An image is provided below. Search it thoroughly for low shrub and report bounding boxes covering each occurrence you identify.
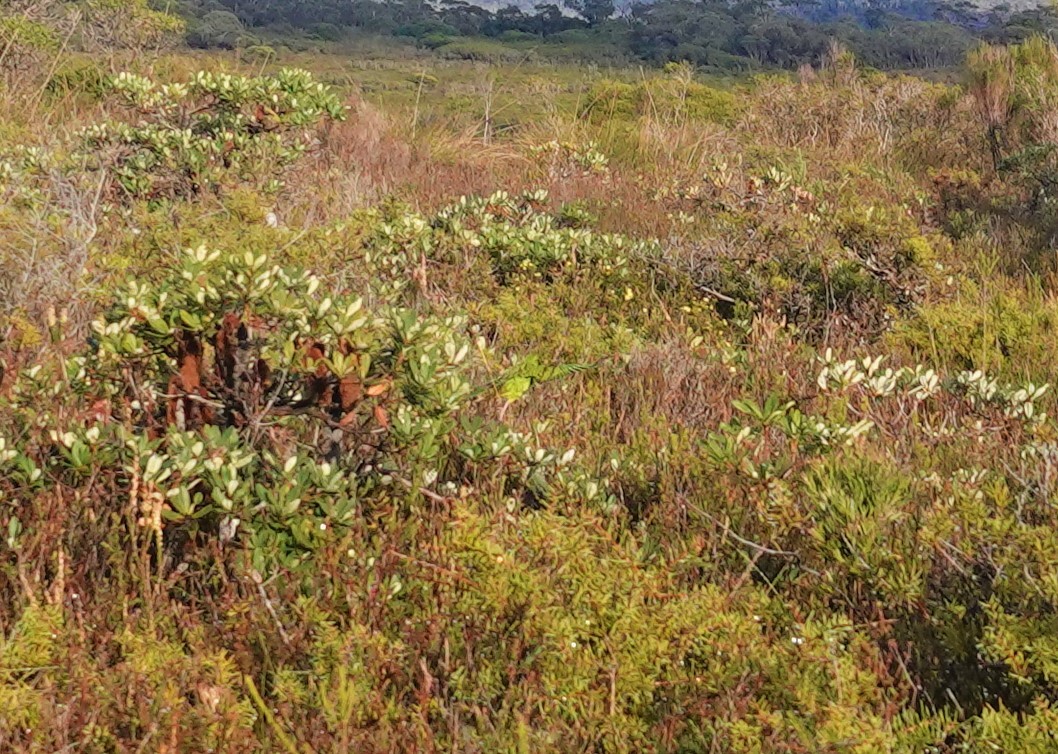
[80,68,346,200]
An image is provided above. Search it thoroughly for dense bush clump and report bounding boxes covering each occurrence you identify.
[82,68,346,200]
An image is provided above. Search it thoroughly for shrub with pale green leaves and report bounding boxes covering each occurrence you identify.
[81,68,346,199]
[0,241,611,576]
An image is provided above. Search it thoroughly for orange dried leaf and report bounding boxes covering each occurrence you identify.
[339,409,359,427]
[338,374,362,411]
[365,382,390,397]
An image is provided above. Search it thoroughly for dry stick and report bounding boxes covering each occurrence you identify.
[608,662,617,717]
[687,501,807,560]
[0,33,17,72]
[157,391,226,409]
[639,65,663,162]
[28,8,81,121]
[472,52,532,135]
[482,76,494,146]
[256,47,273,76]
[0,0,47,71]
[395,475,452,504]
[132,724,157,754]
[252,571,292,647]
[411,68,426,141]
[151,0,176,66]
[248,368,291,447]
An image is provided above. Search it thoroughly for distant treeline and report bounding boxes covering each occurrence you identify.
[175,0,1058,70]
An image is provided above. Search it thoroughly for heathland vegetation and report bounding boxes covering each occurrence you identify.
[6,0,1058,750]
